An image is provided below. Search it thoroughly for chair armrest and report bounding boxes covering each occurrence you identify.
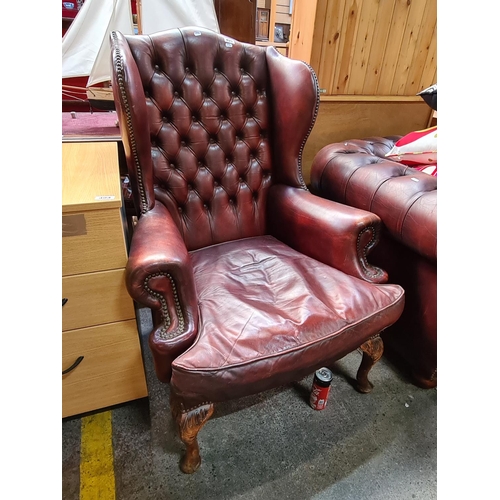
[267,185,388,283]
[126,203,199,382]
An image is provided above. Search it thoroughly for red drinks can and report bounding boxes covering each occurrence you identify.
[310,367,333,410]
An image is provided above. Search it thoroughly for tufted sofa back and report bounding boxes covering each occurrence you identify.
[111,27,319,251]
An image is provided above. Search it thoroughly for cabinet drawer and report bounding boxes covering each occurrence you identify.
[62,320,148,418]
[62,208,128,276]
[62,269,135,331]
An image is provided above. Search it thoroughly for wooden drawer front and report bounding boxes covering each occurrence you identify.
[62,208,127,276]
[62,269,135,332]
[62,320,148,418]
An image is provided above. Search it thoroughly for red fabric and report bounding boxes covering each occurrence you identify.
[396,126,437,147]
[386,126,437,167]
[413,164,437,177]
[62,1,81,20]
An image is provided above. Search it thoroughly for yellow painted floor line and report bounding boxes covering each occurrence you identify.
[80,411,115,500]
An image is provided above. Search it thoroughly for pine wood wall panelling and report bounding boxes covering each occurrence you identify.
[276,0,290,13]
[308,0,328,75]
[375,0,411,95]
[288,0,436,98]
[346,0,380,95]
[275,12,291,24]
[361,0,397,95]
[269,0,277,47]
[317,0,347,94]
[275,0,292,24]
[417,23,437,91]
[288,0,318,64]
[403,0,437,95]
[332,0,362,94]
[390,0,428,95]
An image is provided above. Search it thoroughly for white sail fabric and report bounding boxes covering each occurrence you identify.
[141,0,220,35]
[62,0,220,88]
[62,0,134,85]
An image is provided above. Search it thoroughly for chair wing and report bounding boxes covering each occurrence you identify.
[111,27,318,251]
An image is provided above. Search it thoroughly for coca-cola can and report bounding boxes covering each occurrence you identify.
[310,367,333,410]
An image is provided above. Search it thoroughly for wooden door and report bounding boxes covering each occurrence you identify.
[256,8,270,40]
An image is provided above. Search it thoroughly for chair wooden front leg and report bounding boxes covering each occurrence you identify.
[170,392,214,474]
[356,334,384,393]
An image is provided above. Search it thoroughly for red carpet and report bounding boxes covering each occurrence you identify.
[62,111,121,140]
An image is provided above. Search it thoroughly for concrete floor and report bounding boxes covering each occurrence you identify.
[62,307,437,500]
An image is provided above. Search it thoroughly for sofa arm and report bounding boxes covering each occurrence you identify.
[126,202,199,382]
[267,185,388,283]
[310,138,437,262]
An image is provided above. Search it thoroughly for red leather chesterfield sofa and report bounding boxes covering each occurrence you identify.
[310,137,437,388]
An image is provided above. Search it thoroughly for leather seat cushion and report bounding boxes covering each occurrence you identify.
[170,235,404,404]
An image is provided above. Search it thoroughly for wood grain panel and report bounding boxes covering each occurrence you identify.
[362,0,397,94]
[301,99,432,185]
[317,0,346,93]
[346,0,380,94]
[62,269,135,331]
[275,0,292,24]
[390,0,428,95]
[62,142,121,213]
[62,320,148,418]
[276,0,290,13]
[213,0,256,44]
[418,24,437,91]
[332,0,361,94]
[375,0,411,94]
[288,0,319,64]
[275,12,291,24]
[288,0,436,97]
[308,0,328,76]
[404,0,437,95]
[62,208,128,276]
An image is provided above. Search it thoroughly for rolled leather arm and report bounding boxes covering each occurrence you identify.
[267,184,388,283]
[310,138,437,261]
[126,202,199,382]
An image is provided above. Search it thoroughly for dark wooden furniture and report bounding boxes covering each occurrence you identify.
[213,0,257,43]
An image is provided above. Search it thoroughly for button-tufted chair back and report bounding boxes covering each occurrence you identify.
[109,28,407,474]
[111,27,319,251]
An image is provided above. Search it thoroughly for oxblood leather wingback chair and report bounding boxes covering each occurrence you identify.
[110,27,405,474]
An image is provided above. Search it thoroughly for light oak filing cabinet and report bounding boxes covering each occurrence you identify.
[62,141,148,418]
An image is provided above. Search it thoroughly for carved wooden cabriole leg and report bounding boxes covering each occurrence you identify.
[355,334,384,394]
[170,391,214,474]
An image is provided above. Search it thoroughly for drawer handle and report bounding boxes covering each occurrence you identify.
[62,356,84,375]
[62,298,68,307]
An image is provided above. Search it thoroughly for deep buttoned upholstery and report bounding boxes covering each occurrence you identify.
[111,28,405,473]
[311,137,437,388]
